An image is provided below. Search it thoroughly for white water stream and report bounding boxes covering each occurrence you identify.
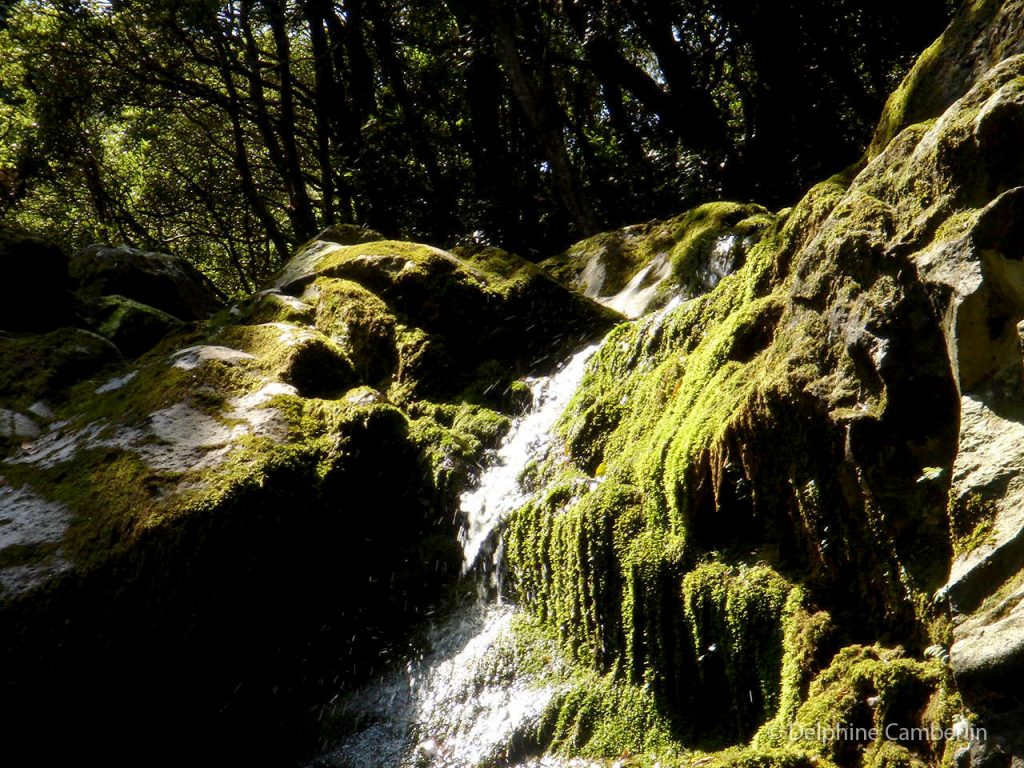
[458,343,601,576]
[313,233,749,768]
[314,344,601,768]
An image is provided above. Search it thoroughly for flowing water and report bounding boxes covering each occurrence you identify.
[313,343,601,768]
[312,234,750,767]
[458,343,602,579]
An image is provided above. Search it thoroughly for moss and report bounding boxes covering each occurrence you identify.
[504,73,1002,758]
[868,0,1002,158]
[537,670,678,759]
[1,447,175,572]
[681,563,803,743]
[69,333,251,427]
[388,323,450,404]
[214,322,356,398]
[451,402,512,448]
[307,277,397,384]
[779,646,960,768]
[948,493,997,557]
[241,290,315,326]
[665,203,770,281]
[313,223,383,246]
[0,328,121,411]
[405,400,511,503]
[541,203,776,307]
[459,244,540,286]
[90,294,184,358]
[542,222,660,297]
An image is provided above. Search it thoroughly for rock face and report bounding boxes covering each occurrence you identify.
[540,203,775,318]
[0,233,614,765]
[498,2,1024,765]
[71,243,224,321]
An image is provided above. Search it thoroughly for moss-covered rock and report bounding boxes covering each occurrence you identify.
[540,203,776,318]
[87,294,184,357]
[868,0,1024,158]
[0,225,617,764]
[274,237,618,403]
[504,5,1024,765]
[71,243,224,320]
[0,327,121,412]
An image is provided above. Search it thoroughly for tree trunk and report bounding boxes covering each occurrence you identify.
[472,0,599,237]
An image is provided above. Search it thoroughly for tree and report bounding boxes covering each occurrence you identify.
[0,0,952,293]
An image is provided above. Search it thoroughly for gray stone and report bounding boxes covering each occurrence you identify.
[71,244,223,321]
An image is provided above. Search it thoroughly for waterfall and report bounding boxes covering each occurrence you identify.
[310,235,754,768]
[312,343,602,768]
[458,342,602,579]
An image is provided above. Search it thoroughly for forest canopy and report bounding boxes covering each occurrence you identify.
[0,0,951,294]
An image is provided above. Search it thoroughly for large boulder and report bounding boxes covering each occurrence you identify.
[273,237,619,402]
[71,244,224,321]
[0,233,614,765]
[501,3,1024,764]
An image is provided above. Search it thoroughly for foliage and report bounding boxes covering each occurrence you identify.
[0,0,950,292]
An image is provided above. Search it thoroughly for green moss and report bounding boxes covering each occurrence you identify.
[868,0,1001,157]
[504,92,993,758]
[458,244,540,286]
[91,295,183,357]
[538,670,678,758]
[1,448,175,571]
[681,563,801,741]
[0,328,121,410]
[308,277,397,384]
[313,223,383,246]
[241,290,315,326]
[406,400,510,499]
[451,403,511,448]
[948,493,997,557]
[780,646,960,768]
[542,222,660,297]
[541,203,776,306]
[666,203,769,280]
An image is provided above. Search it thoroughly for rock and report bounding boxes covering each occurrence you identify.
[242,289,315,325]
[943,395,1024,613]
[313,223,384,245]
[0,327,120,410]
[502,6,1024,764]
[0,409,40,439]
[13,2,1024,763]
[0,230,73,331]
[953,586,1024,695]
[970,739,1014,768]
[70,244,223,321]
[869,0,1024,156]
[274,237,618,401]
[0,221,612,762]
[86,294,184,357]
[171,344,254,370]
[540,202,775,318]
[0,484,71,597]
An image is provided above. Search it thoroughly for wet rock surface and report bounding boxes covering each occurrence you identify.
[0,233,613,766]
[8,3,1024,767]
